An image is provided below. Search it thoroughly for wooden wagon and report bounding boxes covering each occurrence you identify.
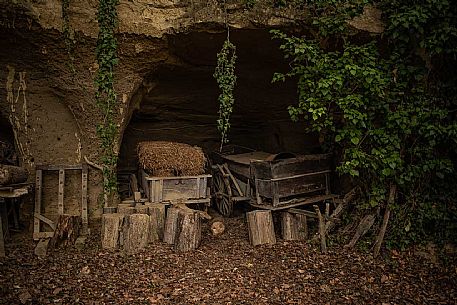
[211,145,336,216]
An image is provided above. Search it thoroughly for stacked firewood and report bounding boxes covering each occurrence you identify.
[101,202,203,254]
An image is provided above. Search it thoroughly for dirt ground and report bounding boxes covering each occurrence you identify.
[1,214,456,305]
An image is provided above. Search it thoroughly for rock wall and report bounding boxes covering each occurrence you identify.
[0,0,360,219]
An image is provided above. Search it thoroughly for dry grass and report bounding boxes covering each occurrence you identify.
[137,141,206,177]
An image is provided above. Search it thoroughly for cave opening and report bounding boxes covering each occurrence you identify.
[117,29,319,198]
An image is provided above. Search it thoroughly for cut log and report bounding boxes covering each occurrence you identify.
[163,207,180,244]
[135,205,149,214]
[314,205,327,253]
[48,215,81,250]
[210,219,225,236]
[146,203,166,243]
[174,209,201,252]
[246,210,276,246]
[123,214,149,254]
[0,164,28,185]
[281,211,307,241]
[101,213,124,250]
[0,212,4,258]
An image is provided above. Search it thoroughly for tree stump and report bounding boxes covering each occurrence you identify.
[48,215,81,250]
[174,209,201,252]
[146,203,166,243]
[0,164,28,185]
[123,214,149,254]
[281,211,308,240]
[101,213,124,250]
[246,210,276,246]
[163,207,180,244]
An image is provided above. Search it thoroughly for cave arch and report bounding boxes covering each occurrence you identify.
[117,29,319,197]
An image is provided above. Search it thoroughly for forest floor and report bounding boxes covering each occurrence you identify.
[1,213,456,305]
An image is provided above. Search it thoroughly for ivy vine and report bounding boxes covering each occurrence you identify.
[272,0,457,248]
[95,0,120,206]
[214,37,237,151]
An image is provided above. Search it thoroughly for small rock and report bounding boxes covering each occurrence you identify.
[34,239,50,258]
[53,288,62,295]
[381,274,389,283]
[80,266,90,275]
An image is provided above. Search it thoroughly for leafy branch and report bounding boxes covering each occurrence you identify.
[214,37,237,151]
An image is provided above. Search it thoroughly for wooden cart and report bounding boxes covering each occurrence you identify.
[211,145,336,216]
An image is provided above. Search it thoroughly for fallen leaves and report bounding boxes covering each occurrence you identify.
[0,216,455,304]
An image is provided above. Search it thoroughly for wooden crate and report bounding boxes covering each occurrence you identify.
[140,170,211,204]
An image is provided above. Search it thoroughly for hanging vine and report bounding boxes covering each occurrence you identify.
[62,0,76,75]
[95,0,120,206]
[214,36,237,151]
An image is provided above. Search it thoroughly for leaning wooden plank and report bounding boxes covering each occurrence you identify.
[33,170,42,238]
[101,213,124,250]
[48,214,82,251]
[123,214,149,255]
[346,213,376,248]
[0,164,28,185]
[246,210,276,246]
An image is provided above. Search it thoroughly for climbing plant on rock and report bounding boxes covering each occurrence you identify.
[214,37,237,151]
[95,0,120,206]
[272,0,457,251]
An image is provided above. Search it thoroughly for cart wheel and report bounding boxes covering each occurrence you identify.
[212,169,234,217]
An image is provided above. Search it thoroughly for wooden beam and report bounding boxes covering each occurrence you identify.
[81,164,88,235]
[34,170,42,237]
[36,164,83,171]
[33,213,56,231]
[58,169,65,215]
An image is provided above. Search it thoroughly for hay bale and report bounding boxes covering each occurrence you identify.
[138,141,206,177]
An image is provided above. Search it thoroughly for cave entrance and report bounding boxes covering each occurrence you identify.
[117,29,319,199]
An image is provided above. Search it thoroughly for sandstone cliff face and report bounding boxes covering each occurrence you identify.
[0,1,381,218]
[0,0,308,217]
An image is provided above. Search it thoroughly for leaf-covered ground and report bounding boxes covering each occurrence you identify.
[1,215,456,304]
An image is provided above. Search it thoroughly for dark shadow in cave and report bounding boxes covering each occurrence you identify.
[0,114,18,166]
[117,29,321,196]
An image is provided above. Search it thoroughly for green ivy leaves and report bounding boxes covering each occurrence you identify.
[95,0,120,201]
[214,38,237,150]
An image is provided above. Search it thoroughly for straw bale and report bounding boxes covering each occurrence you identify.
[138,141,206,176]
